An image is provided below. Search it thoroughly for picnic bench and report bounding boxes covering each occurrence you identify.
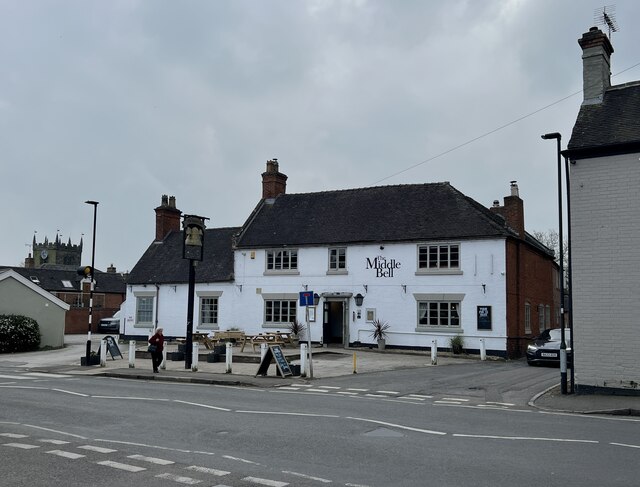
[240,332,291,352]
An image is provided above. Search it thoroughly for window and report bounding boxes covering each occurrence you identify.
[525,303,531,334]
[328,247,347,273]
[266,249,298,272]
[418,301,461,328]
[538,304,545,330]
[61,280,73,288]
[200,297,218,327]
[265,299,297,325]
[136,296,154,324]
[545,305,551,330]
[417,243,460,273]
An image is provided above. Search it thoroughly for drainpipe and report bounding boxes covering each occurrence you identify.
[155,284,160,331]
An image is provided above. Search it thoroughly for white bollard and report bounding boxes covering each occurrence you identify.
[100,339,107,367]
[260,342,268,362]
[480,338,486,361]
[161,347,166,370]
[192,342,199,372]
[431,339,438,365]
[300,343,307,377]
[128,340,136,368]
[225,342,232,373]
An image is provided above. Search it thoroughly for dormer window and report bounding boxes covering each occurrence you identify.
[62,280,73,288]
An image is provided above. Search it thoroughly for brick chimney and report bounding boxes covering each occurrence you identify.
[490,181,525,238]
[24,252,34,268]
[262,159,287,199]
[107,264,116,273]
[578,27,614,105]
[155,195,181,241]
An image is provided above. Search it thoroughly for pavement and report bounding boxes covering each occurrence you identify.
[2,334,639,416]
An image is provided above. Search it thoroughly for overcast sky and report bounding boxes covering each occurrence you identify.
[1,0,639,272]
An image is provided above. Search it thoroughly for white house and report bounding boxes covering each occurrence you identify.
[124,161,557,358]
[564,27,640,392]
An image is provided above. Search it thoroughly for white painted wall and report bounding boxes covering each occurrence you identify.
[570,153,640,389]
[123,238,509,353]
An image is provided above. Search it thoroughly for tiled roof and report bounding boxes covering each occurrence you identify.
[235,182,516,248]
[0,266,126,293]
[567,82,640,156]
[127,227,240,285]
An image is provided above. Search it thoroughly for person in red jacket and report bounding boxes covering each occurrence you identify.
[148,328,164,373]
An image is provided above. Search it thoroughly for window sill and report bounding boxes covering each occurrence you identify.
[263,270,300,276]
[415,269,463,276]
[415,326,463,333]
[326,269,348,276]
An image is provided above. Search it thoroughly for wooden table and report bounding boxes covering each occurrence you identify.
[240,333,288,352]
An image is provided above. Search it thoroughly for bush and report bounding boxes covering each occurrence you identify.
[0,315,41,353]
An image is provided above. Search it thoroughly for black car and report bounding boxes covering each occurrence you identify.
[526,328,572,366]
[98,317,120,334]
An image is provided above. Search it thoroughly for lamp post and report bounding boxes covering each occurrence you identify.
[84,200,98,366]
[182,214,208,370]
[564,154,575,394]
[541,132,568,395]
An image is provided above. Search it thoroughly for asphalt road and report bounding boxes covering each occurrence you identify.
[1,363,639,486]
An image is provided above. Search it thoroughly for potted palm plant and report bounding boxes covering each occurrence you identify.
[450,334,464,354]
[370,319,390,350]
[289,320,306,346]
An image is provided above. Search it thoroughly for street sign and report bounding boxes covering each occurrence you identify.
[299,291,314,306]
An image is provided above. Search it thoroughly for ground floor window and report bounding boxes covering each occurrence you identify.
[200,297,218,327]
[418,301,460,328]
[525,303,531,334]
[265,300,297,325]
[135,295,154,325]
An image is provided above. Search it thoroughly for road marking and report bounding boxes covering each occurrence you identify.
[453,434,598,443]
[242,476,288,487]
[95,439,192,453]
[91,396,170,401]
[0,374,31,380]
[0,433,28,438]
[128,454,175,465]
[376,390,399,395]
[442,397,469,402]
[96,460,147,472]
[282,470,332,483]
[78,445,117,453]
[52,388,89,397]
[174,400,231,412]
[24,372,72,378]
[407,394,432,399]
[402,396,426,401]
[273,386,300,391]
[365,394,386,398]
[3,443,39,449]
[347,417,446,436]
[39,439,70,445]
[486,401,515,406]
[24,424,87,439]
[222,455,260,465]
[155,473,201,484]
[346,388,368,392]
[434,400,463,404]
[336,391,359,395]
[47,449,85,459]
[237,410,339,418]
[611,442,640,449]
[305,389,329,393]
[185,465,230,476]
[317,386,340,389]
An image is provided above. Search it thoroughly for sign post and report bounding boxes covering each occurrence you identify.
[299,291,315,379]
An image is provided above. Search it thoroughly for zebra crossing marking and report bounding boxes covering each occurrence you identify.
[96,460,147,472]
[155,473,201,484]
[46,449,85,459]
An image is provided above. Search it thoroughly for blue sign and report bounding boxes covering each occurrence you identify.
[299,291,314,306]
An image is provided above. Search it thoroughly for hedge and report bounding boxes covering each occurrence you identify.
[0,315,41,353]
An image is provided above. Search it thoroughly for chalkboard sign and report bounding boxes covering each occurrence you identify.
[255,345,292,378]
[98,335,123,360]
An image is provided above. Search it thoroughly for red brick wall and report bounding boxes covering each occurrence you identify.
[64,292,125,334]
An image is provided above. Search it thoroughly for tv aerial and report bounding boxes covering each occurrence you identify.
[594,5,619,39]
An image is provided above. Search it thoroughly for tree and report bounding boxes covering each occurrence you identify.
[532,229,569,289]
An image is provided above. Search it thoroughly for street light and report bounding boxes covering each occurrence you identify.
[541,132,568,395]
[564,154,575,394]
[83,200,98,366]
[182,214,208,370]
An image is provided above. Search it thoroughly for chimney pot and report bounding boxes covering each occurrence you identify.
[155,195,181,241]
[262,159,288,199]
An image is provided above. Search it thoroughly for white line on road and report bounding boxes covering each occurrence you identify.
[336,391,359,395]
[305,389,329,393]
[236,410,340,418]
[346,388,368,392]
[376,390,399,395]
[128,454,175,465]
[155,473,201,484]
[486,401,515,406]
[96,460,147,472]
[610,442,640,449]
[78,445,117,453]
[442,397,470,402]
[52,388,89,397]
[185,465,230,476]
[242,476,288,487]
[24,372,72,378]
[282,470,332,483]
[0,374,31,380]
[407,394,433,399]
[222,455,261,465]
[317,386,341,389]
[39,439,70,445]
[46,449,85,459]
[24,424,87,439]
[91,396,171,401]
[453,433,599,443]
[95,439,192,453]
[2,443,40,449]
[0,433,28,438]
[173,400,231,412]
[347,417,447,436]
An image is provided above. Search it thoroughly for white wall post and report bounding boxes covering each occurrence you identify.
[100,339,107,367]
[192,342,199,372]
[300,343,307,377]
[225,342,232,373]
[161,347,166,370]
[128,340,136,368]
[260,342,268,362]
[431,339,438,366]
[480,338,486,361]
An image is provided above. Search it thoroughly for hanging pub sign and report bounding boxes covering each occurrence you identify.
[477,305,492,330]
[366,255,401,278]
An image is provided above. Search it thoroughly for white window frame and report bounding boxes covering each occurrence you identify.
[525,302,531,334]
[538,304,545,331]
[327,247,347,275]
[197,291,223,330]
[414,293,464,331]
[416,243,462,275]
[262,293,298,328]
[265,249,299,275]
[134,292,155,327]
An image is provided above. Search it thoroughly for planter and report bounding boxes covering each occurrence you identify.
[207,353,221,363]
[290,364,302,376]
[81,355,100,366]
[213,345,226,355]
[377,339,386,351]
[169,352,185,361]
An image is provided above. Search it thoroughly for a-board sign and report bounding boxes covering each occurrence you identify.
[97,335,123,360]
[255,345,292,378]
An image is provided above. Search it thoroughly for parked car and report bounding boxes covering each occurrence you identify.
[98,312,121,334]
[527,328,572,366]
